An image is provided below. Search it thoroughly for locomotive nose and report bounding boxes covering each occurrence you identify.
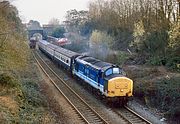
[107,77,133,97]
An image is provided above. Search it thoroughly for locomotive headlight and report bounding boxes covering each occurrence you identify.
[120,89,124,92]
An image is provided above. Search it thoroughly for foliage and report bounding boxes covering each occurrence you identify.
[0,1,29,71]
[51,27,65,38]
[166,56,180,71]
[87,0,179,68]
[0,1,55,123]
[89,30,114,60]
[148,56,166,66]
[153,77,180,118]
[21,80,46,107]
[131,20,146,52]
[65,9,89,35]
[90,30,114,47]
[0,73,18,88]
[132,19,169,56]
[27,20,41,30]
[117,51,130,66]
[133,76,180,118]
[168,18,180,54]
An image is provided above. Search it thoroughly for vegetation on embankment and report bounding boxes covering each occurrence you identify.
[0,60,56,123]
[125,65,180,120]
[0,1,55,123]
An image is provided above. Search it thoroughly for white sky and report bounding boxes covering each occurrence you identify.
[12,0,90,25]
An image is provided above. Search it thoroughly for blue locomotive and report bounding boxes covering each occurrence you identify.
[38,40,133,105]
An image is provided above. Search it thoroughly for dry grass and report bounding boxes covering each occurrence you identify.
[0,54,56,123]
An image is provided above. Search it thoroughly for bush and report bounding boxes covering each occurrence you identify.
[117,51,130,66]
[148,56,166,66]
[154,77,180,118]
[21,81,46,107]
[148,55,180,72]
[134,76,180,119]
[166,56,180,72]
[0,73,18,88]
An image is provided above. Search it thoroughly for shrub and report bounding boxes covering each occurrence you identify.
[135,76,180,118]
[166,56,180,72]
[117,51,130,66]
[0,73,18,88]
[21,81,46,107]
[148,56,166,66]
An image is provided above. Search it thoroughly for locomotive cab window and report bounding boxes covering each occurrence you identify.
[105,68,113,76]
[113,67,120,74]
[105,67,121,76]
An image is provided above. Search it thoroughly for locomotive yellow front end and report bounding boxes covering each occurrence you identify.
[107,77,133,97]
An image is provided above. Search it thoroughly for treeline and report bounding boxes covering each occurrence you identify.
[89,0,179,69]
[65,0,180,70]
[0,0,29,72]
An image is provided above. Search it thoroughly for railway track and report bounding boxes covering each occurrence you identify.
[113,106,152,124]
[33,50,153,124]
[33,51,109,124]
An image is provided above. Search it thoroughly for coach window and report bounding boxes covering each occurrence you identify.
[66,60,69,63]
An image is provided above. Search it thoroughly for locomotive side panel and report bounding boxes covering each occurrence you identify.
[73,61,104,92]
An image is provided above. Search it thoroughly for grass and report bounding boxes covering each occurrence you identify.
[0,55,55,123]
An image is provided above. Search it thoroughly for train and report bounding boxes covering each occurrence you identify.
[47,36,71,46]
[38,40,133,105]
[29,37,37,49]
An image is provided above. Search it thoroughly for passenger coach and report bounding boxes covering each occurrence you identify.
[38,40,79,70]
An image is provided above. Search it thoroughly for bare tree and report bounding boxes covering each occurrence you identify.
[48,18,60,25]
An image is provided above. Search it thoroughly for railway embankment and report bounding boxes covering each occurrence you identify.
[124,64,180,123]
[0,55,56,123]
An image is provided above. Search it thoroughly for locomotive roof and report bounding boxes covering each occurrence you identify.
[76,56,115,71]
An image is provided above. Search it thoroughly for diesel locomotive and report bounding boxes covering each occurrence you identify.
[38,40,133,105]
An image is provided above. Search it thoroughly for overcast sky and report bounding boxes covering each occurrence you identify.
[12,0,90,25]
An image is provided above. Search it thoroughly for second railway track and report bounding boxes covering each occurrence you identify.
[33,51,109,124]
[113,106,152,124]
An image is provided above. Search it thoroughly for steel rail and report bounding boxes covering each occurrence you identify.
[113,105,152,124]
[33,51,109,124]
[124,105,152,124]
[33,52,89,124]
